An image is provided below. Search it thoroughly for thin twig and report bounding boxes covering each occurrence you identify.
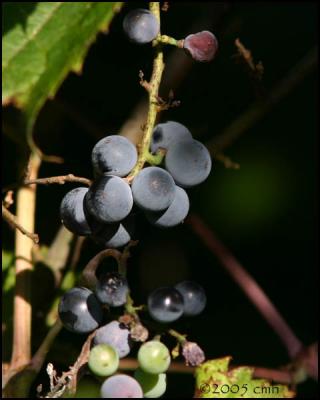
[24,174,92,186]
[233,37,265,99]
[2,174,92,193]
[41,330,96,397]
[187,214,303,359]
[2,204,39,243]
[80,248,122,289]
[213,151,240,169]
[253,366,294,384]
[118,358,295,384]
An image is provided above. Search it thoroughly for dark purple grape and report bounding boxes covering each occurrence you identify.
[92,135,137,177]
[165,138,212,188]
[131,167,175,212]
[94,320,132,358]
[84,175,133,223]
[60,187,92,235]
[150,121,192,153]
[123,9,159,44]
[145,186,189,228]
[101,374,143,398]
[148,286,184,323]
[92,216,134,249]
[95,272,129,307]
[175,281,207,316]
[183,31,218,62]
[58,287,103,334]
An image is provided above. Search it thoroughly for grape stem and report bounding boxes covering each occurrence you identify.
[2,203,39,243]
[3,174,92,193]
[126,2,165,181]
[118,358,300,384]
[168,329,187,344]
[156,35,184,48]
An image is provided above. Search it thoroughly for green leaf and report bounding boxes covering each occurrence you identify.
[194,357,295,398]
[2,2,123,142]
[2,250,15,292]
[2,250,13,271]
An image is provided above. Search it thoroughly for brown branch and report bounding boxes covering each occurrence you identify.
[80,248,122,289]
[2,204,39,243]
[2,174,92,193]
[187,214,303,360]
[252,366,294,384]
[119,358,295,384]
[234,38,265,97]
[11,152,42,371]
[234,38,258,72]
[213,151,240,169]
[24,174,92,186]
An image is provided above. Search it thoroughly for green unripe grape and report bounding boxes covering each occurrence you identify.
[88,344,119,377]
[134,368,167,398]
[137,341,171,374]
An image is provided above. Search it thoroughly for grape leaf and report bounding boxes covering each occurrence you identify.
[2,2,122,142]
[194,357,295,398]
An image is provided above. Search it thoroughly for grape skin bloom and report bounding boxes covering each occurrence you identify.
[91,135,137,177]
[94,320,132,358]
[146,186,190,228]
[132,167,176,212]
[60,187,92,236]
[175,281,207,316]
[151,121,192,153]
[101,374,143,398]
[165,138,212,188]
[95,272,129,307]
[148,286,184,323]
[85,175,133,223]
[183,31,218,62]
[58,287,103,334]
[123,9,159,44]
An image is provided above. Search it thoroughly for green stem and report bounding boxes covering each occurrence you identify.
[168,329,187,344]
[127,2,165,179]
[157,35,183,47]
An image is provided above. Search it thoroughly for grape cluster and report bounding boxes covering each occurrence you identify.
[56,7,213,398]
[58,271,206,397]
[59,120,211,247]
